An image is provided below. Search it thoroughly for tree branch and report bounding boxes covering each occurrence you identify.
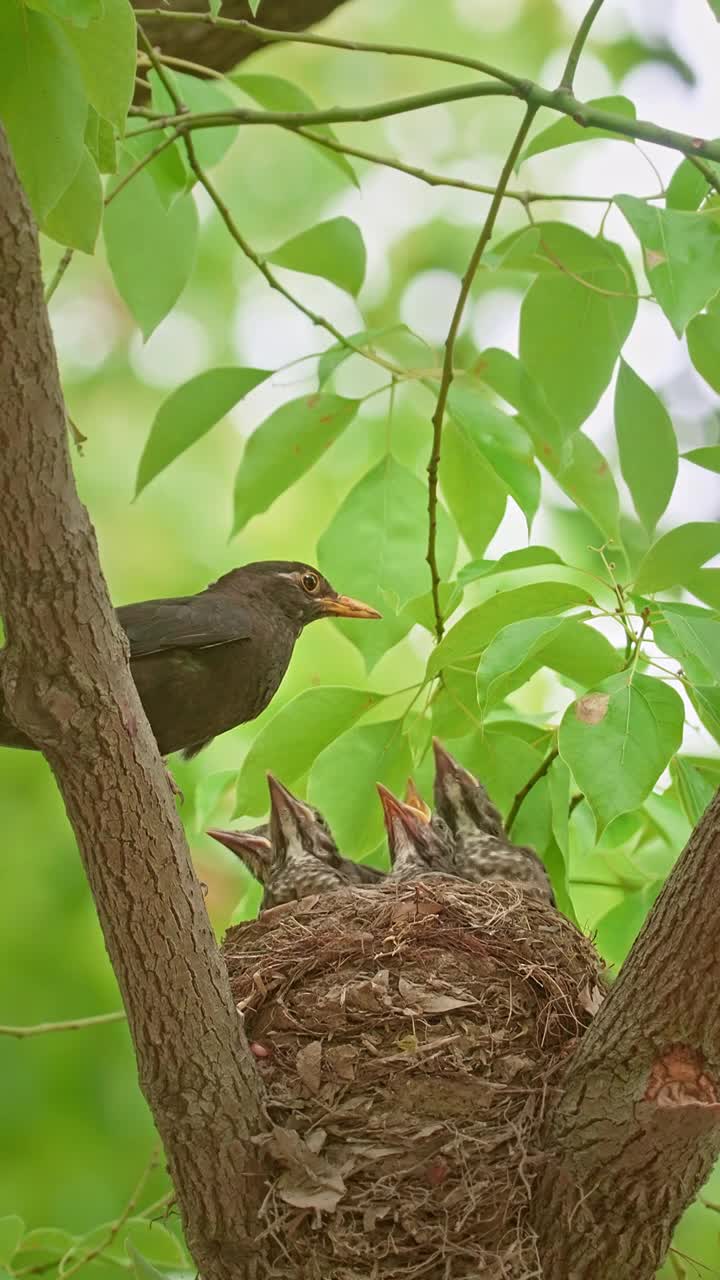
[426,103,539,640]
[0,124,265,1280]
[0,1011,126,1037]
[534,784,720,1278]
[559,0,606,91]
[506,744,559,834]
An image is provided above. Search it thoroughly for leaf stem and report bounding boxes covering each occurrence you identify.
[426,102,538,640]
[506,743,559,834]
[560,0,607,91]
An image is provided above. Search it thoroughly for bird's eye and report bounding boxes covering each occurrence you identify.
[302,572,319,593]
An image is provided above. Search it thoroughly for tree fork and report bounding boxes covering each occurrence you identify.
[0,125,266,1280]
[533,785,720,1278]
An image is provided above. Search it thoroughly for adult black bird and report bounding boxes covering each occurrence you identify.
[378,784,457,882]
[0,561,380,758]
[432,740,555,904]
[209,773,385,908]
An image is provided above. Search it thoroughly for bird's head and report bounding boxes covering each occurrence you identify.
[432,739,503,839]
[377,784,453,877]
[207,826,273,885]
[214,561,381,629]
[267,773,343,870]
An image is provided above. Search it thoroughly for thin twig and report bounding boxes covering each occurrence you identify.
[132,12,527,89]
[560,0,607,91]
[293,127,630,204]
[426,102,538,640]
[506,744,559,834]
[44,248,74,303]
[55,1150,166,1280]
[0,1010,126,1037]
[137,27,406,379]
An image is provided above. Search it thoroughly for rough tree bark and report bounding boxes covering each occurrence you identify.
[534,784,720,1278]
[131,0,351,75]
[0,125,266,1280]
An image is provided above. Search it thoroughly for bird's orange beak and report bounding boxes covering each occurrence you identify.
[404,777,431,823]
[319,592,382,620]
[377,783,425,840]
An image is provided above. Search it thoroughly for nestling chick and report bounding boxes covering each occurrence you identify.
[209,774,384,908]
[378,784,458,883]
[431,740,555,905]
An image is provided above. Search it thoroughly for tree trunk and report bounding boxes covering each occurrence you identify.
[132,0,351,76]
[533,785,720,1278]
[0,124,266,1280]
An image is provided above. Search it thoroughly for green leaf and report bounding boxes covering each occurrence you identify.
[150,70,238,172]
[233,394,359,535]
[670,757,715,826]
[654,605,720,683]
[308,719,411,856]
[318,457,457,670]
[112,1222,185,1269]
[127,1242,166,1280]
[428,582,593,677]
[0,3,87,221]
[614,360,677,534]
[399,583,463,634]
[682,445,720,473]
[458,546,563,585]
[26,0,103,24]
[123,131,188,211]
[477,345,568,451]
[235,687,382,816]
[476,615,570,713]
[209,0,222,13]
[136,367,271,496]
[440,419,507,556]
[85,107,117,174]
[686,312,720,392]
[248,0,261,14]
[685,568,720,611]
[104,150,198,339]
[15,1227,74,1257]
[519,95,636,164]
[542,619,623,687]
[690,684,720,744]
[193,771,237,833]
[267,218,366,297]
[477,351,620,539]
[595,883,663,968]
[42,146,102,253]
[519,225,637,432]
[558,673,685,834]
[65,0,136,130]
[666,156,717,211]
[232,74,358,187]
[0,1216,24,1266]
[616,195,720,335]
[634,523,720,594]
[447,385,540,528]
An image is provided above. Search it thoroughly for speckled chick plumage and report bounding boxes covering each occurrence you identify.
[432,740,555,905]
[209,775,384,909]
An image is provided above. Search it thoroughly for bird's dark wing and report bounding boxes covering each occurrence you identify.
[117,594,252,658]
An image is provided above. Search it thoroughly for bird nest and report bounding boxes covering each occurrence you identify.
[222,878,605,1279]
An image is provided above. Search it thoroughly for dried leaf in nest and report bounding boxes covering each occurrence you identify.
[222,878,605,1279]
